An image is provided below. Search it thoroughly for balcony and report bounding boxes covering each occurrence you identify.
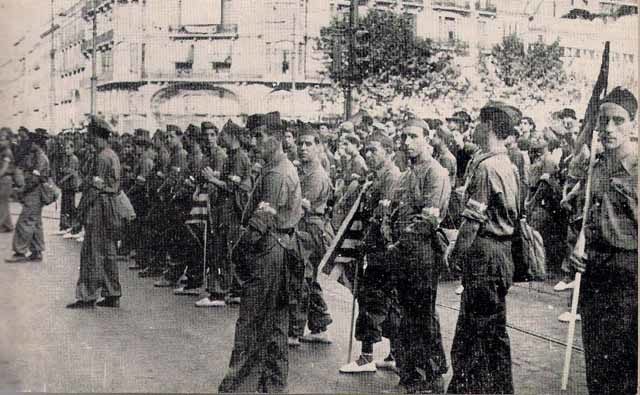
[81,0,114,20]
[168,24,239,40]
[142,70,259,83]
[475,1,496,14]
[432,0,471,13]
[81,30,114,54]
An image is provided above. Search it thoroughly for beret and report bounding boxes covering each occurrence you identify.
[134,128,150,139]
[480,101,522,135]
[600,86,638,120]
[341,133,361,147]
[403,118,431,132]
[221,119,244,136]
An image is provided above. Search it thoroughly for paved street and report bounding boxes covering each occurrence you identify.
[0,203,587,394]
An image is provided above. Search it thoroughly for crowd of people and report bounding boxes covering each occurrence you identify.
[0,85,636,394]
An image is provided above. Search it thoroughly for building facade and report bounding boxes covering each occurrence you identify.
[0,0,637,133]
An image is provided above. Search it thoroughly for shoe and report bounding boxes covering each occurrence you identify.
[28,254,42,262]
[195,297,226,307]
[62,231,75,239]
[75,236,84,243]
[339,355,377,373]
[53,228,71,236]
[300,331,332,344]
[227,296,241,305]
[154,279,173,287]
[455,285,464,295]
[66,300,95,309]
[5,253,28,263]
[71,231,84,239]
[375,355,396,370]
[174,286,201,295]
[554,280,575,292]
[288,337,301,347]
[558,312,581,322]
[96,297,120,308]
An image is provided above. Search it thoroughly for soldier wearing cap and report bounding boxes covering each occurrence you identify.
[575,87,637,394]
[66,117,122,308]
[127,129,156,271]
[288,126,334,347]
[218,111,302,393]
[5,129,50,263]
[332,132,368,229]
[0,127,15,233]
[196,119,253,307]
[339,131,402,374]
[55,136,80,234]
[447,102,522,394]
[379,118,450,392]
[446,110,474,185]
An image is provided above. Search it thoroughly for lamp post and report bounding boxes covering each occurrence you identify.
[90,0,97,116]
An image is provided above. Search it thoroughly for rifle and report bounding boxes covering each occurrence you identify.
[561,40,610,392]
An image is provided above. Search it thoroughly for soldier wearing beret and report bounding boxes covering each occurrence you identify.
[5,129,50,263]
[447,102,522,394]
[575,87,637,394]
[66,117,122,308]
[218,112,303,393]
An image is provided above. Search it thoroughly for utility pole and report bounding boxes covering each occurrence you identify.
[292,10,297,92]
[345,0,357,120]
[49,0,56,132]
[90,0,97,116]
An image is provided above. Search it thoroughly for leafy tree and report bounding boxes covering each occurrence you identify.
[314,10,469,118]
[491,34,566,89]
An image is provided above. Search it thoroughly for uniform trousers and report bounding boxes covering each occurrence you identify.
[12,189,45,255]
[219,230,291,393]
[448,236,514,394]
[581,249,637,395]
[0,176,13,232]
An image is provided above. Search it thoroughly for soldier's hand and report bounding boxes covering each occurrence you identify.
[301,198,311,211]
[229,175,241,184]
[93,176,104,189]
[202,167,217,183]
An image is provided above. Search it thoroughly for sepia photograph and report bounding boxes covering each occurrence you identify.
[0,0,637,393]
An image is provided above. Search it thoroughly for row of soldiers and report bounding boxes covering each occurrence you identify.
[1,85,636,394]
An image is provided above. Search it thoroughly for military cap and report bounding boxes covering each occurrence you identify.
[166,124,182,135]
[251,112,284,135]
[341,133,361,147]
[221,119,244,136]
[201,121,217,131]
[446,110,472,125]
[134,128,150,139]
[600,86,638,120]
[185,123,201,137]
[134,128,153,147]
[480,101,522,137]
[245,114,263,131]
[297,125,320,142]
[88,117,113,139]
[18,126,29,134]
[558,108,577,120]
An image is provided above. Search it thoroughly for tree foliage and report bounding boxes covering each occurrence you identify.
[491,34,566,88]
[313,10,469,118]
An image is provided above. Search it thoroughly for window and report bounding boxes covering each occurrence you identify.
[102,50,113,74]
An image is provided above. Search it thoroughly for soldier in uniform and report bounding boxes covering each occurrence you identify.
[575,87,637,394]
[384,119,451,393]
[196,120,252,307]
[339,131,402,374]
[447,102,522,394]
[289,126,334,347]
[0,128,15,233]
[66,118,122,308]
[54,138,80,234]
[218,112,302,393]
[6,129,50,263]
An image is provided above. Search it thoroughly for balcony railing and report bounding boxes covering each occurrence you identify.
[475,1,496,13]
[81,30,114,53]
[168,24,239,39]
[81,0,114,20]
[432,0,471,11]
